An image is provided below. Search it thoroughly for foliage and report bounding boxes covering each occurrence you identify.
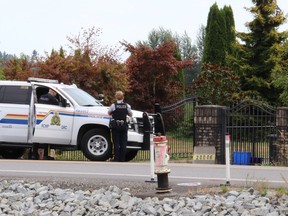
[275,186,288,197]
[3,54,35,80]
[183,26,206,91]
[202,3,228,65]
[191,64,240,105]
[66,27,122,63]
[36,49,129,105]
[137,27,198,94]
[36,48,73,83]
[222,5,235,56]
[0,69,3,80]
[2,27,129,106]
[91,56,130,104]
[0,51,14,61]
[196,25,206,62]
[272,39,288,105]
[234,0,288,105]
[175,104,194,138]
[122,41,193,112]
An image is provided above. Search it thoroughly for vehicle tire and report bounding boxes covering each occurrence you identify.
[0,147,26,159]
[81,128,112,161]
[125,149,139,162]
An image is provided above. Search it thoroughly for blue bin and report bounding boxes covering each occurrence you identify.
[233,152,251,165]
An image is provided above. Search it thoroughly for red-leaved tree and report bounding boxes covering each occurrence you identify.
[122,41,193,112]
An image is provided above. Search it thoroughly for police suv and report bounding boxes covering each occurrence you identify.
[0,78,155,161]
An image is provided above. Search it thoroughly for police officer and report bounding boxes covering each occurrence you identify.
[108,91,133,162]
[37,88,58,160]
[39,89,59,105]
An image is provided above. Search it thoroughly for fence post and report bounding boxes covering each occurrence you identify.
[225,133,231,186]
[154,103,165,135]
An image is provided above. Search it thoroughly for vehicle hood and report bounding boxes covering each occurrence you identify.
[84,106,145,118]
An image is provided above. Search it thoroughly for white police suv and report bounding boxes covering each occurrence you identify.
[0,78,155,161]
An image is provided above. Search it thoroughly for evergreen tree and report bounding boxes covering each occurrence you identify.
[194,3,238,104]
[202,3,236,66]
[222,5,235,56]
[273,35,288,104]
[236,0,287,104]
[202,3,227,65]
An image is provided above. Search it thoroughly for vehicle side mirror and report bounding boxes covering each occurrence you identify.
[61,99,70,107]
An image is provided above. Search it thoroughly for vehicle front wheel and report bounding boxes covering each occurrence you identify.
[0,147,26,159]
[81,128,112,161]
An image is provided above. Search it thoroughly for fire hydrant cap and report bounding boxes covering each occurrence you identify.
[153,136,167,142]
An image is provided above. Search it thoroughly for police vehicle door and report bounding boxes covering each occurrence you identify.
[27,86,36,143]
[0,84,32,143]
[33,89,74,144]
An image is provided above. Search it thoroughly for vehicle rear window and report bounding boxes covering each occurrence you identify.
[0,85,32,104]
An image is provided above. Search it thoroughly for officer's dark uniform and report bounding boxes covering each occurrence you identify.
[111,102,129,162]
[39,92,59,105]
[32,91,58,160]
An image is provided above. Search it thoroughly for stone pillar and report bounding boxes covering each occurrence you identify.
[276,107,288,143]
[273,108,288,164]
[194,105,226,164]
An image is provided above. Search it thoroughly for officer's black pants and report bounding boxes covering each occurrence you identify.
[112,125,128,162]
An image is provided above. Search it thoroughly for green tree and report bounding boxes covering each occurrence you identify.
[223,5,236,56]
[273,38,288,104]
[202,3,227,65]
[236,0,287,104]
[184,25,206,92]
[193,4,237,104]
[202,3,236,66]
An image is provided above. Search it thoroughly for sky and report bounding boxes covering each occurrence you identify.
[1,0,288,61]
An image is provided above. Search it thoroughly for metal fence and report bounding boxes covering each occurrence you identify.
[53,98,288,166]
[226,100,276,165]
[135,97,197,160]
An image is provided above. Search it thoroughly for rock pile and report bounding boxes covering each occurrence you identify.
[0,180,288,215]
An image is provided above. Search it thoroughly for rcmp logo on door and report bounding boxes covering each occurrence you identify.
[51,112,61,126]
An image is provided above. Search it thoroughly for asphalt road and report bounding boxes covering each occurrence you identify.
[0,159,287,190]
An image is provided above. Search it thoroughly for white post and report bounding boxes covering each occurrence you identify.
[150,134,155,181]
[225,134,231,186]
[145,133,156,183]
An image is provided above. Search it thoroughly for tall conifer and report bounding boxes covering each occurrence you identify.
[202,3,227,65]
[236,0,287,104]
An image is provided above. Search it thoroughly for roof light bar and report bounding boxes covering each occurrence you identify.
[28,77,59,84]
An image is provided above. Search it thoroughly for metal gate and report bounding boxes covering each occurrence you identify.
[160,97,197,159]
[134,97,197,161]
[226,99,276,165]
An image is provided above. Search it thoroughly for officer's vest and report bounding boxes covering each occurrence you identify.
[112,102,128,120]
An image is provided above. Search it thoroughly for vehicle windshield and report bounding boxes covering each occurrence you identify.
[62,88,103,106]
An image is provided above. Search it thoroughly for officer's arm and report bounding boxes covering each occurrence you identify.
[108,104,114,115]
[127,105,133,117]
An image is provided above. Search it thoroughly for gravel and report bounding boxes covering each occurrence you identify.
[0,176,288,215]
